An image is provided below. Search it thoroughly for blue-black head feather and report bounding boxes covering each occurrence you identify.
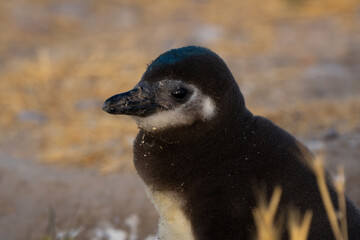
[141,46,242,102]
[149,46,214,69]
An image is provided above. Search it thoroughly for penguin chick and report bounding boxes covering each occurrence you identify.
[103,46,360,240]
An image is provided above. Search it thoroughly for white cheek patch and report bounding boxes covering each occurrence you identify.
[133,85,216,131]
[202,96,216,119]
[135,108,196,131]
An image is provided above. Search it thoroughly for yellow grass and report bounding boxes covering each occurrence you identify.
[312,156,348,240]
[334,167,348,240]
[288,210,313,240]
[253,187,313,240]
[253,156,349,240]
[253,187,282,240]
[0,0,359,173]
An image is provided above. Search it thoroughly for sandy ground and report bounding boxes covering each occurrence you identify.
[1,126,360,240]
[0,153,157,240]
[0,129,158,240]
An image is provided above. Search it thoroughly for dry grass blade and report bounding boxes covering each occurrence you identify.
[334,166,348,240]
[288,210,313,240]
[253,186,282,240]
[46,207,56,240]
[312,157,345,240]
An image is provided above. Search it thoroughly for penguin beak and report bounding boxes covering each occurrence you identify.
[102,85,158,117]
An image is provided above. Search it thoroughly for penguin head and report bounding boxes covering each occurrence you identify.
[103,46,245,132]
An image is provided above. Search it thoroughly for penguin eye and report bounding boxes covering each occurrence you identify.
[171,88,188,100]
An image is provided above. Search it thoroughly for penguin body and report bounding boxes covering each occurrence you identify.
[103,46,360,240]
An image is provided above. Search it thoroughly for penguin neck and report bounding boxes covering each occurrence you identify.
[134,106,254,193]
[133,97,253,192]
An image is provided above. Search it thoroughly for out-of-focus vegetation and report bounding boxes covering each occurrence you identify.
[0,0,359,172]
[252,157,349,240]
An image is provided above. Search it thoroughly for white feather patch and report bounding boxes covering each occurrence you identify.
[134,85,216,131]
[134,108,195,131]
[144,186,195,240]
[202,96,215,119]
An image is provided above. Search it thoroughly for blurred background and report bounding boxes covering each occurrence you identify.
[0,0,359,239]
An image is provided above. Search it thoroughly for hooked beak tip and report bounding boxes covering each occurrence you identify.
[102,99,117,114]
